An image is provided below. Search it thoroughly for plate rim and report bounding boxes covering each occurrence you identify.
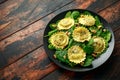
[43,9,115,72]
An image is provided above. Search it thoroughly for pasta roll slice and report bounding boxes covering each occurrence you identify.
[58,18,74,30]
[49,32,69,49]
[78,15,95,26]
[72,27,91,42]
[68,45,86,64]
[93,37,106,54]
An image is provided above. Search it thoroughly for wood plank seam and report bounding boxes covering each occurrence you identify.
[112,25,120,32]
[0,0,119,42]
[0,44,43,71]
[0,0,74,42]
[0,0,8,4]
[0,0,119,70]
[97,0,119,13]
[0,1,120,79]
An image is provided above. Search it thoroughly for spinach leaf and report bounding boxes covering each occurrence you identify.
[83,45,94,55]
[65,11,72,18]
[68,25,75,33]
[55,50,67,63]
[82,55,94,67]
[48,44,55,50]
[88,26,98,32]
[83,39,94,55]
[71,11,80,19]
[88,38,94,46]
[84,11,92,15]
[95,16,102,27]
[100,29,111,42]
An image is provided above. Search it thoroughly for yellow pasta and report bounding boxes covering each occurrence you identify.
[68,45,86,64]
[93,37,106,54]
[78,15,95,26]
[72,27,91,42]
[49,32,69,49]
[58,18,74,30]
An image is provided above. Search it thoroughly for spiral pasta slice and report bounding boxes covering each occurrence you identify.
[58,18,74,30]
[68,45,86,64]
[49,32,69,49]
[72,27,91,42]
[78,15,95,26]
[93,37,106,54]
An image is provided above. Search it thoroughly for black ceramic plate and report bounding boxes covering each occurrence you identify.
[43,9,115,72]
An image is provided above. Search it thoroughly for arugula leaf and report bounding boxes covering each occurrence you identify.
[82,55,94,67]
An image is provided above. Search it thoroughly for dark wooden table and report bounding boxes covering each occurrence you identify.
[0,0,120,80]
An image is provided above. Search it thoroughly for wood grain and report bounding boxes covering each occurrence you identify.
[87,0,119,12]
[0,0,120,69]
[0,0,96,69]
[0,0,7,4]
[42,28,120,80]
[0,0,120,80]
[0,47,58,80]
[0,0,73,41]
[0,0,119,41]
[42,1,120,80]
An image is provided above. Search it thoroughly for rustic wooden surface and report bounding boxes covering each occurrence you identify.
[0,0,120,80]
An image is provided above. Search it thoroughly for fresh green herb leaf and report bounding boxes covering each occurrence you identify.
[47,29,57,36]
[83,45,94,55]
[100,29,111,42]
[88,38,94,46]
[48,44,55,49]
[65,39,73,50]
[49,23,57,29]
[68,26,75,33]
[55,50,76,67]
[89,26,98,32]
[72,41,84,48]
[65,11,72,18]
[47,10,112,67]
[71,11,80,19]
[55,50,67,62]
[84,11,92,15]
[96,28,102,36]
[95,16,102,27]
[68,26,75,38]
[82,55,94,67]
